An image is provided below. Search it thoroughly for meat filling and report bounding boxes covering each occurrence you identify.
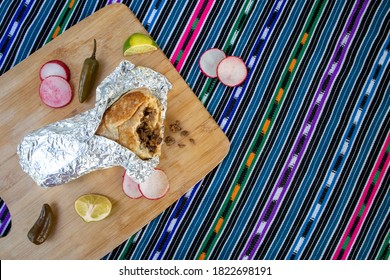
[136,107,162,154]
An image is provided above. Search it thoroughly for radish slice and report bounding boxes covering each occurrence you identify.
[40,60,71,81]
[122,172,142,199]
[39,76,72,108]
[138,169,169,200]
[199,48,226,78]
[217,56,247,87]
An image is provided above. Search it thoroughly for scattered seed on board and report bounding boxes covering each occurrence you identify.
[178,143,186,148]
[165,136,176,146]
[169,120,182,133]
[180,130,189,137]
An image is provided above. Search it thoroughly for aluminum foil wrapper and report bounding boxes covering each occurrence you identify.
[17,60,171,188]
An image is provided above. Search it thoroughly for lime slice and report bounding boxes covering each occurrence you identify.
[74,194,112,223]
[123,33,157,56]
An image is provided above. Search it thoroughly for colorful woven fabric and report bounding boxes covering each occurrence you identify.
[0,0,389,260]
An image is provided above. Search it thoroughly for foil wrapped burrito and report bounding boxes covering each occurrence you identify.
[17,60,171,187]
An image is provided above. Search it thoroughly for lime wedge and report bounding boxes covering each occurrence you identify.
[74,194,112,223]
[123,33,157,56]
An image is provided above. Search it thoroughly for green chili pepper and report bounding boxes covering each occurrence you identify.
[78,39,99,103]
[27,204,54,245]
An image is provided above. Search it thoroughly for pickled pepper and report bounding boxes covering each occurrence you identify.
[78,39,99,103]
[27,204,54,245]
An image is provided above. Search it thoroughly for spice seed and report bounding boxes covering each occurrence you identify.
[165,136,176,146]
[169,120,182,133]
[180,130,189,137]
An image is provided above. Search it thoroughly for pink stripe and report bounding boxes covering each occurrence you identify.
[332,133,390,259]
[176,1,214,71]
[170,0,205,64]
[170,1,214,71]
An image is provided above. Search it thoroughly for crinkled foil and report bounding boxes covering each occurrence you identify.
[17,60,171,187]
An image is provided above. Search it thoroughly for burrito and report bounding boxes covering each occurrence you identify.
[96,88,163,160]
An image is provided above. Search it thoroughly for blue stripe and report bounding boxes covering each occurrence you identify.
[219,0,336,259]
[156,0,191,50]
[172,0,307,259]
[0,0,13,24]
[150,184,199,259]
[309,33,390,259]
[288,29,390,259]
[0,0,33,68]
[265,1,380,258]
[207,3,310,259]
[357,188,390,259]
[130,0,144,16]
[0,1,26,51]
[201,1,262,108]
[253,1,347,259]
[312,101,389,258]
[217,0,287,131]
[142,0,158,30]
[131,214,163,259]
[144,0,167,32]
[206,1,272,116]
[311,76,390,258]
[79,0,100,20]
[185,1,241,88]
[14,2,53,64]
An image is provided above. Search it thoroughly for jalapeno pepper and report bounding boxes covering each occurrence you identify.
[78,39,99,103]
[27,203,54,245]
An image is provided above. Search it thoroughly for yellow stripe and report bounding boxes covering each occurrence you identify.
[246,152,256,167]
[231,184,240,201]
[262,119,271,135]
[215,217,224,233]
[52,26,61,38]
[301,32,309,45]
[288,58,296,72]
[199,252,206,260]
[276,88,284,103]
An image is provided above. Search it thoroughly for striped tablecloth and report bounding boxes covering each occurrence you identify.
[0,0,389,260]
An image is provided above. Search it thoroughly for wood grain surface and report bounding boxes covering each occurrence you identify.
[0,4,229,259]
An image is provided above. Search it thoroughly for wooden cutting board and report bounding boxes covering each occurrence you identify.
[0,4,229,259]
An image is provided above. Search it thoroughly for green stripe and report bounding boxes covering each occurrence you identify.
[222,0,255,50]
[373,170,380,183]
[198,0,254,103]
[119,234,136,260]
[60,0,79,34]
[376,232,390,260]
[200,78,216,104]
[342,236,351,250]
[176,50,184,62]
[196,0,327,259]
[45,0,75,43]
[192,18,199,29]
[358,204,366,217]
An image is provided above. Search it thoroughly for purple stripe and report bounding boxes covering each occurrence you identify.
[0,202,7,218]
[0,212,11,236]
[240,0,369,260]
